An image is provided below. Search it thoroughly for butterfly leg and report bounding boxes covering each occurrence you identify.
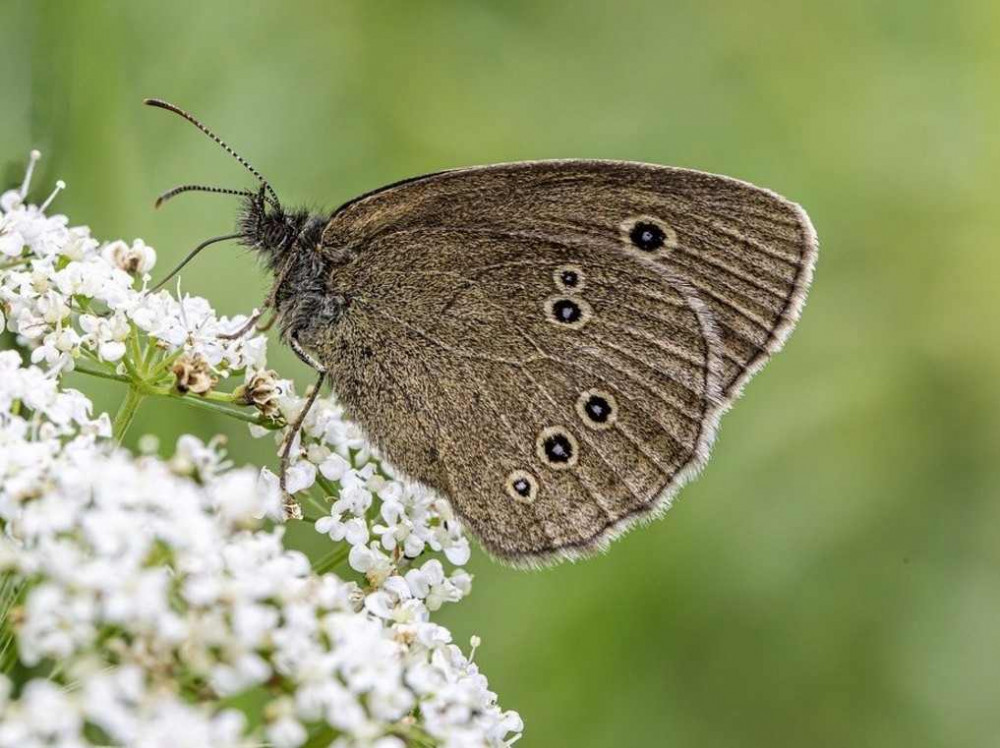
[289,336,327,373]
[278,337,328,519]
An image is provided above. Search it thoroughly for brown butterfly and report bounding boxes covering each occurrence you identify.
[146,99,817,565]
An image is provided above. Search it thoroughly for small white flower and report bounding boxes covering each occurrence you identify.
[349,543,394,587]
[0,225,25,257]
[102,238,156,275]
[79,310,130,361]
[316,511,370,546]
[284,458,317,493]
[318,450,351,481]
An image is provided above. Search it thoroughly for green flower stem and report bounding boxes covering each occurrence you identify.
[78,345,105,365]
[141,339,160,369]
[302,492,330,519]
[315,474,340,498]
[127,325,144,366]
[393,725,437,748]
[74,361,282,430]
[313,544,351,575]
[0,257,31,271]
[147,347,186,381]
[74,362,131,384]
[0,572,23,674]
[161,390,277,427]
[112,385,146,442]
[197,388,246,405]
[119,351,143,381]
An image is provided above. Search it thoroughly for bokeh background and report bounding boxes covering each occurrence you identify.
[3,1,999,745]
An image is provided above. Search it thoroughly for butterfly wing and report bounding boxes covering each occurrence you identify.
[317,161,817,562]
[325,160,817,400]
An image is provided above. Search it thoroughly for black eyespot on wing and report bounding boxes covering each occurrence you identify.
[585,395,609,422]
[553,264,586,293]
[576,389,618,431]
[544,296,593,329]
[554,299,581,323]
[620,216,677,256]
[505,470,539,504]
[629,221,666,251]
[536,426,579,470]
[545,435,571,461]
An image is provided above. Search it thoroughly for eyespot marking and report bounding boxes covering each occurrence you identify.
[536,426,579,470]
[505,469,539,504]
[620,215,678,256]
[576,389,618,431]
[553,264,586,292]
[544,296,593,329]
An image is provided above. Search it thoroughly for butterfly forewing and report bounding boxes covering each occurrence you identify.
[318,160,816,562]
[325,161,816,398]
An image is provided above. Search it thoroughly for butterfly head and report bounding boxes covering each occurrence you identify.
[144,98,328,299]
[237,185,320,270]
[236,186,340,338]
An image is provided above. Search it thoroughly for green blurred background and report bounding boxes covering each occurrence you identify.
[3,1,999,745]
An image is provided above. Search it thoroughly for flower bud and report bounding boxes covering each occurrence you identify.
[172,352,216,395]
[237,368,282,419]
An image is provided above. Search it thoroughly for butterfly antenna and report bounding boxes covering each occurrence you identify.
[155,184,256,209]
[143,98,280,207]
[149,232,244,292]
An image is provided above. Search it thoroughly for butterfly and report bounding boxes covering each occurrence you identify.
[146,99,817,565]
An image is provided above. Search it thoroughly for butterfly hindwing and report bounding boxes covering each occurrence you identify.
[319,227,722,561]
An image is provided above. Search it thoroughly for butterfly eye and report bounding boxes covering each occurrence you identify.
[505,470,539,504]
[536,426,579,470]
[544,296,593,329]
[576,389,618,431]
[553,264,586,292]
[621,216,678,255]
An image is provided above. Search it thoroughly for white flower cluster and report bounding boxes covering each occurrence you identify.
[258,389,472,576]
[0,150,265,375]
[0,153,522,746]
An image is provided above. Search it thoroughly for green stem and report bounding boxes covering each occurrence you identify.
[313,544,351,575]
[161,391,277,427]
[112,386,146,442]
[0,573,24,674]
[199,388,244,404]
[0,257,31,271]
[127,326,144,369]
[148,347,186,381]
[302,492,330,520]
[142,340,160,369]
[120,351,142,381]
[74,362,131,384]
[315,474,340,498]
[74,360,281,430]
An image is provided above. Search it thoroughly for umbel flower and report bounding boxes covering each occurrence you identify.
[0,152,521,746]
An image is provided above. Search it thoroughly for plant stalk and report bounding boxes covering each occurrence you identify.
[112,385,146,442]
